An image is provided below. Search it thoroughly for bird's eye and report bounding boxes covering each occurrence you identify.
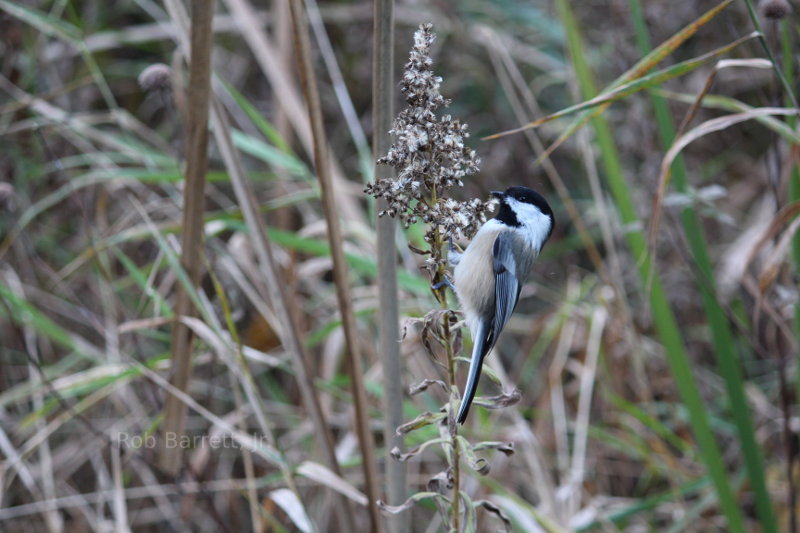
[520,196,527,202]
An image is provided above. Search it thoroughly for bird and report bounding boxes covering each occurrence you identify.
[449,186,554,424]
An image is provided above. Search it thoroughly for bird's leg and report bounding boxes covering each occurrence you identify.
[431,277,456,291]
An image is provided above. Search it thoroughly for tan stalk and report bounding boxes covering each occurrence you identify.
[288,2,384,531]
[272,0,293,146]
[372,1,408,532]
[160,0,358,527]
[428,185,461,533]
[159,0,214,473]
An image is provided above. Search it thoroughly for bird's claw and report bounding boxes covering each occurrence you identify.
[431,277,456,291]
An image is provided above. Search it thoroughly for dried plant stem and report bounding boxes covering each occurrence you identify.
[430,185,461,532]
[289,2,384,532]
[442,311,461,533]
[158,0,356,527]
[372,1,408,532]
[272,0,293,146]
[368,23,482,529]
[159,0,214,474]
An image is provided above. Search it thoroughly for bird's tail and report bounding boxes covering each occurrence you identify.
[456,320,492,424]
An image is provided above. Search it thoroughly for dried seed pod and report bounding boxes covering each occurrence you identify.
[138,63,172,92]
[0,182,16,212]
[759,0,791,19]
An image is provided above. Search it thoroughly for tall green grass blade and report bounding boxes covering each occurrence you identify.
[629,3,778,531]
[556,1,746,531]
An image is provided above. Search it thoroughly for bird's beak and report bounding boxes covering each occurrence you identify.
[490,190,504,199]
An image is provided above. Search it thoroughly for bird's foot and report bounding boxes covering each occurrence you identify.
[431,277,456,291]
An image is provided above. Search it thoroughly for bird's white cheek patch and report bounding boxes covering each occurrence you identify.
[504,198,552,251]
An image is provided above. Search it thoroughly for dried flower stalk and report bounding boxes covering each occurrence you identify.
[366,23,489,273]
[367,23,490,531]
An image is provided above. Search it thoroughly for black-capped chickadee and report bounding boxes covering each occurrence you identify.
[450,186,554,424]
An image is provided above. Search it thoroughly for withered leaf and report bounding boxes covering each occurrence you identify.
[409,378,448,396]
[396,411,446,435]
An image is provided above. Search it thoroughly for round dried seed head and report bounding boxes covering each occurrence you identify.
[138,63,172,92]
[0,182,17,212]
[759,0,791,19]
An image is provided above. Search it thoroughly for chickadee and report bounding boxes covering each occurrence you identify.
[450,186,554,424]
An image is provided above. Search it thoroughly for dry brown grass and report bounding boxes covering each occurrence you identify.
[0,1,798,532]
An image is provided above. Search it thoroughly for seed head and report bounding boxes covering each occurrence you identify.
[366,23,487,252]
[0,182,16,212]
[138,63,172,92]
[759,0,791,19]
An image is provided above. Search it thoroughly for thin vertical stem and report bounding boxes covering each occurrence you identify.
[289,1,384,531]
[159,0,214,474]
[372,1,408,532]
[430,182,460,532]
[442,310,460,533]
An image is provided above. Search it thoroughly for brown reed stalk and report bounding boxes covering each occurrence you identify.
[157,1,358,527]
[288,2,384,531]
[158,0,214,474]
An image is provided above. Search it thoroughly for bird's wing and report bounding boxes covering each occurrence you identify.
[456,232,525,425]
[492,232,523,339]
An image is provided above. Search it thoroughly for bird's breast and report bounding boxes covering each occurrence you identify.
[453,225,504,333]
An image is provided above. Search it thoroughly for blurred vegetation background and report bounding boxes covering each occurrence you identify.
[1,0,798,532]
